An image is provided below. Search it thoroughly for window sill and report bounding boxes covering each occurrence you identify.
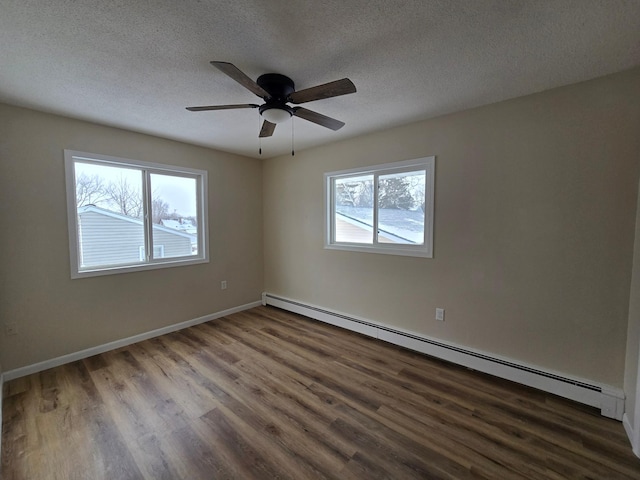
[71,257,209,279]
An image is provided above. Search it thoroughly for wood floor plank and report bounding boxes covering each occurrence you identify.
[3,305,640,479]
[196,408,285,480]
[129,339,223,419]
[396,365,639,477]
[169,332,352,478]
[88,367,180,479]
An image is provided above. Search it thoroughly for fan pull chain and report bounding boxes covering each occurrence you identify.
[291,117,295,156]
[258,113,262,155]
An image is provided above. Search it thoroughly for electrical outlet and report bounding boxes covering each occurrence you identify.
[5,322,18,335]
[221,280,227,290]
[435,308,445,322]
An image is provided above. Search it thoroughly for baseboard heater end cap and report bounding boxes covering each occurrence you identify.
[601,386,625,420]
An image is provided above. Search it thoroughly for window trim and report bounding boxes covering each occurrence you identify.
[64,150,209,278]
[324,156,435,258]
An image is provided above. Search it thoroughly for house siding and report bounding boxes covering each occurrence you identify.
[152,228,194,258]
[78,210,192,267]
[79,211,145,267]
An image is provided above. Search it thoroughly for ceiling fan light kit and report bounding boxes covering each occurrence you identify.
[186,61,356,146]
[259,105,293,124]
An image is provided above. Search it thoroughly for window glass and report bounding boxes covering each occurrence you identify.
[378,171,425,245]
[74,162,144,269]
[334,174,373,244]
[150,173,199,258]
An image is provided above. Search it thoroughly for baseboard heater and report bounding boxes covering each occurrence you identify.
[262,293,624,420]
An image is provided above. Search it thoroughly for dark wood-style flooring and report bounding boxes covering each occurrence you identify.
[2,306,640,479]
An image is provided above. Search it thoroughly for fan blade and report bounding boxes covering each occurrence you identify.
[186,104,259,111]
[293,107,345,131]
[259,120,276,138]
[210,61,270,99]
[289,78,356,104]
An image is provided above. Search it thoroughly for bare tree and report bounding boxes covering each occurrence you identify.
[75,173,108,207]
[151,197,170,224]
[167,209,182,221]
[76,173,184,222]
[105,174,142,218]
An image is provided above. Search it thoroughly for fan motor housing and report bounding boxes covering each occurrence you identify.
[257,73,295,101]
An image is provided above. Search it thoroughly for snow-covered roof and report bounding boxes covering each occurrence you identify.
[160,219,181,229]
[161,219,197,234]
[336,205,424,244]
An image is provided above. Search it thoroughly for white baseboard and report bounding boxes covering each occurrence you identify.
[623,414,636,456]
[263,292,625,421]
[2,300,262,382]
[624,413,640,458]
[0,370,4,461]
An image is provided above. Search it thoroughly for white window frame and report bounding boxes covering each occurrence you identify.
[324,156,435,258]
[65,150,209,278]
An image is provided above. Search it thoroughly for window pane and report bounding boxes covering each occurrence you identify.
[334,175,374,244]
[378,170,425,245]
[74,162,144,269]
[150,173,198,258]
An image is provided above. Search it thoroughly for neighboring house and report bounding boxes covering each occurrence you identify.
[78,205,196,268]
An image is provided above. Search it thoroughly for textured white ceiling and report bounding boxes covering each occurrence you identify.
[1,0,639,158]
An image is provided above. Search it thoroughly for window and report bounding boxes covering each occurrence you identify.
[65,150,208,278]
[325,156,434,257]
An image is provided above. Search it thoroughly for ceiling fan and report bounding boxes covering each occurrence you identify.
[186,61,356,138]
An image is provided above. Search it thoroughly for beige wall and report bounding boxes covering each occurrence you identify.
[624,175,640,429]
[264,68,640,387]
[1,68,639,390]
[0,104,263,371]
